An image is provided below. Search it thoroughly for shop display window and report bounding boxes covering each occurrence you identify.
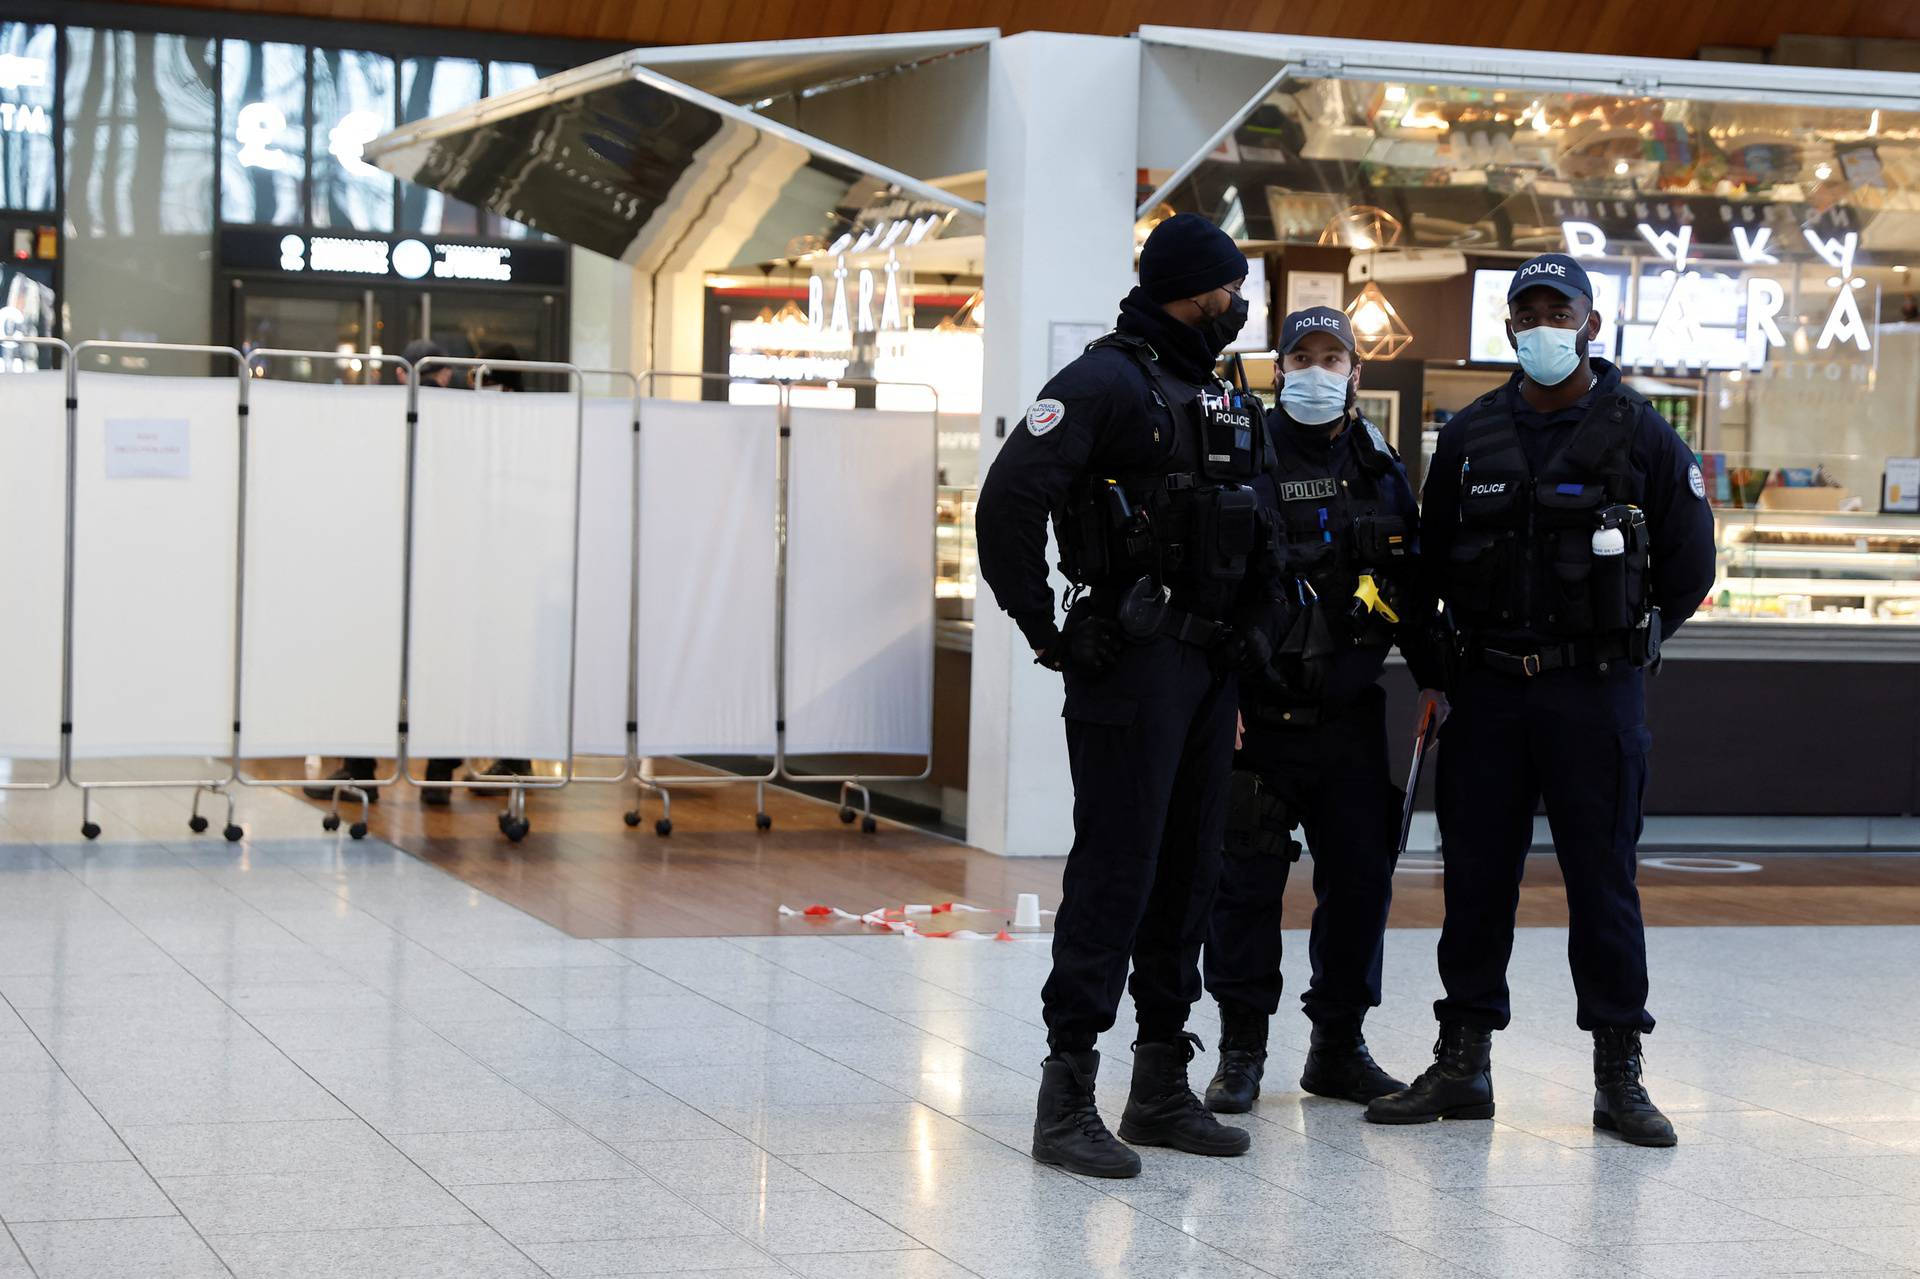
[220,40,306,227]
[310,48,395,233]
[0,23,56,213]
[936,486,978,620]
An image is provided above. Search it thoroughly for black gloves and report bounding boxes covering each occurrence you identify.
[1033,616,1124,676]
[1209,624,1273,677]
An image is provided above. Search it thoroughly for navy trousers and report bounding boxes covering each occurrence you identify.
[1204,682,1401,1027]
[1433,662,1655,1033]
[1043,635,1236,1052]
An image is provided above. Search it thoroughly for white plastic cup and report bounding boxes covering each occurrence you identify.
[1014,893,1042,929]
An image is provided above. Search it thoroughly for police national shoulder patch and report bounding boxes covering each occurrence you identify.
[1026,399,1065,436]
[1364,420,1391,455]
[1688,463,1706,500]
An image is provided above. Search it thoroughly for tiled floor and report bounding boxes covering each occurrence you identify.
[2,782,1918,1277]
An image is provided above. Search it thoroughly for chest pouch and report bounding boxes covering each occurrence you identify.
[1190,483,1260,582]
[1196,389,1262,482]
[1537,483,1611,637]
[1351,513,1409,568]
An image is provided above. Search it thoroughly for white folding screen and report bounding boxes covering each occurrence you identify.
[0,370,68,759]
[408,386,580,760]
[784,406,935,756]
[239,380,407,758]
[70,372,240,759]
[572,395,636,757]
[633,398,778,756]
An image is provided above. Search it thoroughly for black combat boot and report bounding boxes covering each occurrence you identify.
[1364,1022,1494,1124]
[1300,1018,1406,1103]
[1204,1008,1268,1114]
[1119,1033,1251,1156]
[1592,1028,1677,1147]
[1031,1050,1141,1178]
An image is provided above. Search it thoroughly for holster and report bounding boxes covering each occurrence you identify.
[1224,770,1302,861]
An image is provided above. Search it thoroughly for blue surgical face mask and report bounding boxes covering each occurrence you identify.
[1514,325,1583,386]
[1279,364,1351,426]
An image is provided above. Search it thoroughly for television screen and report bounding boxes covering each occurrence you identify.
[1468,266,1623,365]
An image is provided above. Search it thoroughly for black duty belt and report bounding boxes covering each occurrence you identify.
[1469,636,1632,678]
[1153,607,1225,648]
[1086,584,1227,650]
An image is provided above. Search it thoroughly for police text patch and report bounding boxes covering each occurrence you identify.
[1281,478,1339,502]
[1688,463,1706,500]
[1026,399,1065,436]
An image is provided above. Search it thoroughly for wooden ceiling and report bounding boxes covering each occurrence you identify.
[129,1,1920,63]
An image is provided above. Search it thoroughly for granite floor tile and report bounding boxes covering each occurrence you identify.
[1590,1235,1890,1277]
[10,1216,230,1278]
[453,1177,723,1245]
[206,1223,545,1278]
[612,1139,822,1195]
[0,1160,175,1224]
[520,1233,781,1276]
[395,1127,640,1185]
[157,1168,477,1235]
[118,1118,413,1177]
[694,1189,919,1255]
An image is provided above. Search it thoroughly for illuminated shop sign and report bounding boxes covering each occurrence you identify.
[807,250,913,341]
[1559,216,1877,367]
[219,228,565,287]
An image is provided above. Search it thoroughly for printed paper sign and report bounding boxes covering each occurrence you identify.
[1885,458,1920,514]
[105,418,190,479]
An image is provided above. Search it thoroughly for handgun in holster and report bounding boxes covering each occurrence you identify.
[1224,770,1302,861]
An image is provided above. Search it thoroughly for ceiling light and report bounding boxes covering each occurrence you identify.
[1614,160,1630,176]
[1343,281,1413,360]
[1815,163,1833,181]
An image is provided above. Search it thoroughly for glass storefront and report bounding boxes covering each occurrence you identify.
[1156,71,1920,628]
[0,12,586,359]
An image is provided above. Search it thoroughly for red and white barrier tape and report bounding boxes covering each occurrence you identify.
[778,900,1053,941]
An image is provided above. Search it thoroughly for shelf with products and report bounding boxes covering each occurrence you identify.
[936,485,978,622]
[1706,508,1920,624]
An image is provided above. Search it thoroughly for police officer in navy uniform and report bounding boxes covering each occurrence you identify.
[976,214,1289,1179]
[1365,254,1716,1146]
[1203,307,1447,1114]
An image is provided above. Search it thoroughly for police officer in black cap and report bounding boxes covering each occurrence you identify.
[1365,253,1716,1146]
[1203,306,1446,1114]
[976,213,1288,1178]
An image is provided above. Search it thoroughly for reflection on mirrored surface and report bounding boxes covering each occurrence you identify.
[1162,75,1920,259]
[366,62,982,267]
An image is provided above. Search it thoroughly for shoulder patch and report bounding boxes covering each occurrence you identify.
[1688,463,1706,500]
[1364,420,1391,455]
[1026,398,1065,436]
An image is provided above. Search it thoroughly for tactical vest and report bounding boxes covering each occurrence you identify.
[1266,414,1410,649]
[1054,332,1267,593]
[1447,385,1652,640]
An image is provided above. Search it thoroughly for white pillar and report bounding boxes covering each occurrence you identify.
[966,32,1141,857]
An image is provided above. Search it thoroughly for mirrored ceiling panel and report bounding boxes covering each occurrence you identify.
[1158,74,1920,259]
[363,59,983,266]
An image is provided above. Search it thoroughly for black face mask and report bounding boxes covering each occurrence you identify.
[1198,292,1251,357]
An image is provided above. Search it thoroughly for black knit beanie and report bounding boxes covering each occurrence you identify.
[1138,213,1249,303]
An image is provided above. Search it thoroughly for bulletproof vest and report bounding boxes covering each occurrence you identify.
[1267,415,1410,648]
[1054,332,1267,592]
[1447,385,1653,639]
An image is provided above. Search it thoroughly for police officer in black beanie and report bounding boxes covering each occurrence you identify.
[976,213,1289,1178]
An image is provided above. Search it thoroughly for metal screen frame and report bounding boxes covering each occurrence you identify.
[0,336,72,794]
[230,348,416,838]
[408,354,588,842]
[64,341,251,841]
